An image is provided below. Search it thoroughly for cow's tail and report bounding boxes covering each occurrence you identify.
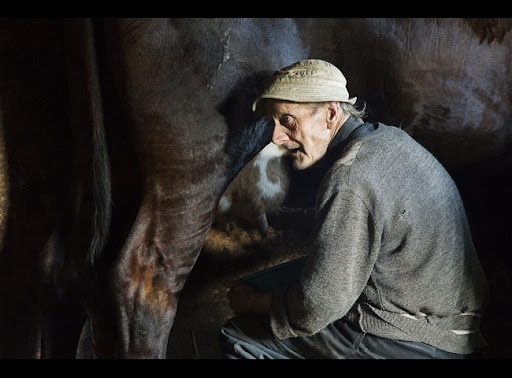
[60,18,112,266]
[87,19,112,265]
[90,94,112,266]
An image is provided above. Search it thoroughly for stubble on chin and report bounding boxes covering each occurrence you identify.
[291,154,312,171]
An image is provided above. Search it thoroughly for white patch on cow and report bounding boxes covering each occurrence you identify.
[253,143,289,200]
[214,142,291,236]
[217,195,232,213]
[257,142,289,158]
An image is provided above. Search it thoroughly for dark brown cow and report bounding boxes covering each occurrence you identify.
[0,18,510,358]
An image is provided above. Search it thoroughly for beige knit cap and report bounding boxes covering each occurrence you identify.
[252,59,357,111]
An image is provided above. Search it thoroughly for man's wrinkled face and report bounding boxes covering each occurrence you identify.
[266,100,333,170]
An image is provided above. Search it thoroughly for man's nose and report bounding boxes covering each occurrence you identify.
[272,125,288,146]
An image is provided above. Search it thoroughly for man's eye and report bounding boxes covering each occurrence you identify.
[280,115,293,126]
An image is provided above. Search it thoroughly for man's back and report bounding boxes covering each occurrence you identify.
[322,123,488,354]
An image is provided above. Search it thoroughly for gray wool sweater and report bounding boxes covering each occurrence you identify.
[269,119,489,355]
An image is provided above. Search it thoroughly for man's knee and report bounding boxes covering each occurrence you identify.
[220,316,270,345]
[219,317,265,359]
[219,315,294,359]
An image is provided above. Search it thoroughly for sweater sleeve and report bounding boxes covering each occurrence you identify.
[270,172,381,339]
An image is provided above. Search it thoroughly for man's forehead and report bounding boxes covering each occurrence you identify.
[265,100,311,115]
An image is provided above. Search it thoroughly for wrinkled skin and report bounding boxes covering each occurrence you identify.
[0,18,510,358]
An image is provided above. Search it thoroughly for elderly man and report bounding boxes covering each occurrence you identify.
[219,59,488,359]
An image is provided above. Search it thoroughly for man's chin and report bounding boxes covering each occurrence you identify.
[292,159,312,171]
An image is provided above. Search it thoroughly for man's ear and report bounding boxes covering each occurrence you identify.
[326,102,340,130]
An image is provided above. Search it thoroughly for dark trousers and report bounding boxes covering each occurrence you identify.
[219,315,470,359]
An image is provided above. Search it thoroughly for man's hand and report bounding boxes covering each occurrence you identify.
[225,281,271,316]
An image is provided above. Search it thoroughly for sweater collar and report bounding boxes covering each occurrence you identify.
[312,116,363,170]
[329,116,364,152]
